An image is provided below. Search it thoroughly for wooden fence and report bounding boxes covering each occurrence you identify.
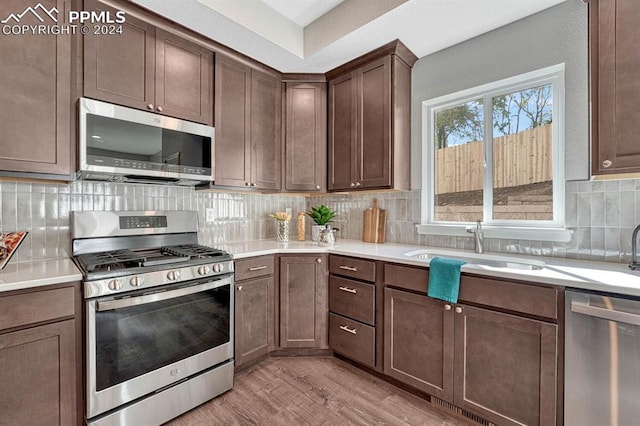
[435,124,552,194]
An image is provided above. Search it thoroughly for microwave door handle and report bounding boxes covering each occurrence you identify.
[97,278,230,312]
[571,300,640,327]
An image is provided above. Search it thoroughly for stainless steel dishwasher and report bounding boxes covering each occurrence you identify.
[565,290,640,425]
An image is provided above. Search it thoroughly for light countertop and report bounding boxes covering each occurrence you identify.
[217,239,640,298]
[3,239,640,298]
[0,258,82,293]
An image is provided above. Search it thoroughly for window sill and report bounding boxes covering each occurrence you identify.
[416,224,573,243]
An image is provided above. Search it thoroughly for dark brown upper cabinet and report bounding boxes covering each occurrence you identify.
[327,40,416,191]
[0,0,74,178]
[84,0,213,125]
[214,54,281,191]
[591,0,640,174]
[283,80,327,193]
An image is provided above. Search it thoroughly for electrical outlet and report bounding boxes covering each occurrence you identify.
[205,208,215,223]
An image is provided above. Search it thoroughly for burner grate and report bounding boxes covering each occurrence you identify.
[76,249,147,272]
[161,244,225,259]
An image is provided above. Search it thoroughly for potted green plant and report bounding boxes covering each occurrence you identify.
[306,205,337,241]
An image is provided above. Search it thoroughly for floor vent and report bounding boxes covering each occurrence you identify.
[430,397,495,426]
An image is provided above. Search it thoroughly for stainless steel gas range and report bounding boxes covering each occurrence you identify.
[72,211,234,426]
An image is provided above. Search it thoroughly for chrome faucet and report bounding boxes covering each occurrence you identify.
[466,220,484,254]
[630,224,640,270]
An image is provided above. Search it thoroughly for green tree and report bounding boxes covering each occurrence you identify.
[492,85,552,136]
[434,100,483,149]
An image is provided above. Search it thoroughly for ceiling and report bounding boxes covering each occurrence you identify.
[131,0,567,73]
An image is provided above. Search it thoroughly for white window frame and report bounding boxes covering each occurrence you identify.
[417,64,572,242]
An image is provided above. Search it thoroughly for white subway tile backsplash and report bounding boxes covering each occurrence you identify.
[590,192,605,227]
[2,177,640,264]
[604,191,620,227]
[620,191,636,228]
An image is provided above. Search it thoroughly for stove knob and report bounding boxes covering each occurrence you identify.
[213,263,223,273]
[130,276,143,287]
[167,270,180,281]
[198,265,211,276]
[108,279,123,291]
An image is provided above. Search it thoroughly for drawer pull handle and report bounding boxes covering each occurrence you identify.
[339,325,357,335]
[339,265,358,272]
[338,286,357,294]
[249,266,267,271]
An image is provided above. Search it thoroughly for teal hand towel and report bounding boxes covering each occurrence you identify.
[427,257,466,303]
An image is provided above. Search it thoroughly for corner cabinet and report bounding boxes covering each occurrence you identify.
[383,263,562,426]
[83,0,214,125]
[283,80,327,193]
[279,255,328,349]
[591,0,640,174]
[327,41,416,191]
[0,0,74,178]
[0,283,81,426]
[214,55,281,190]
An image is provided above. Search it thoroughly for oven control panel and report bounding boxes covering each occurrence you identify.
[119,216,168,229]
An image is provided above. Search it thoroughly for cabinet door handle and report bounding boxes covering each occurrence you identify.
[147,104,154,110]
[444,304,452,311]
[339,265,357,272]
[157,105,164,112]
[237,285,243,291]
[315,184,321,190]
[355,181,361,187]
[455,306,463,314]
[350,182,356,187]
[338,286,357,294]
[316,258,322,263]
[251,182,256,187]
[602,159,612,168]
[249,265,267,271]
[245,182,250,186]
[339,325,357,335]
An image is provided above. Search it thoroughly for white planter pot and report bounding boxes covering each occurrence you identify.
[311,225,324,242]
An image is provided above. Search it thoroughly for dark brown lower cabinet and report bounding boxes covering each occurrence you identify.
[0,282,80,425]
[383,285,559,425]
[453,304,558,426]
[234,276,274,367]
[383,287,454,401]
[0,320,77,426]
[279,255,328,349]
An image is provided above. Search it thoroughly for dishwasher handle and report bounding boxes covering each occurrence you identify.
[571,300,640,327]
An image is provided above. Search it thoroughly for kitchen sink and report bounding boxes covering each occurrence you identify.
[404,249,545,271]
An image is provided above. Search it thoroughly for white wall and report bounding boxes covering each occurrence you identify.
[410,0,589,188]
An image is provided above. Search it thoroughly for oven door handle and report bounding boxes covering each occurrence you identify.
[96,278,230,312]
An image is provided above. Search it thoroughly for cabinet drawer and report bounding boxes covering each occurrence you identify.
[329,276,375,325]
[384,263,429,293]
[235,256,274,281]
[329,313,375,367]
[329,255,375,282]
[0,286,76,331]
[459,275,559,320]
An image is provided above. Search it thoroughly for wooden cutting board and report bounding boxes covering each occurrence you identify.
[363,199,386,243]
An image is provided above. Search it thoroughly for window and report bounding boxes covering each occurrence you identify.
[419,65,569,241]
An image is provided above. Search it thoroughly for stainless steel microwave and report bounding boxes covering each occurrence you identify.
[79,98,214,185]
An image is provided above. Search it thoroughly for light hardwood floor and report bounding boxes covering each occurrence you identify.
[167,357,470,425]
